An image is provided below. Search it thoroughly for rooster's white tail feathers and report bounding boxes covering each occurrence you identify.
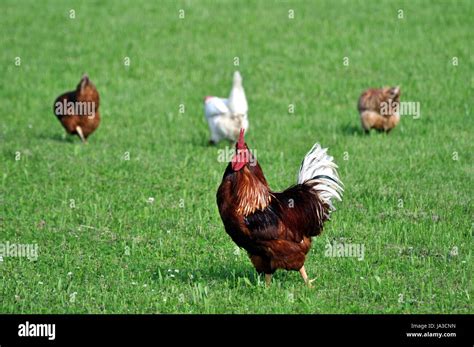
[298,143,343,212]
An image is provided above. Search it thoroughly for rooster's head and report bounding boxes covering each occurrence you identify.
[231,129,251,171]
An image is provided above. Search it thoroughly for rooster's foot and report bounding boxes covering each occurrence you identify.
[299,266,315,288]
[265,274,272,287]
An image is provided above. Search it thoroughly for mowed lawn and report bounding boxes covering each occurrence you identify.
[1,0,472,313]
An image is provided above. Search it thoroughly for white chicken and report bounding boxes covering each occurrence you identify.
[204,71,249,144]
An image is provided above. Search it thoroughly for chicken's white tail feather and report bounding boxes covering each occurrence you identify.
[298,143,343,212]
[233,71,242,85]
[228,71,248,116]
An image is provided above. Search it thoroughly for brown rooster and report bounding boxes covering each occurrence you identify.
[53,75,100,143]
[217,129,343,286]
[358,86,400,133]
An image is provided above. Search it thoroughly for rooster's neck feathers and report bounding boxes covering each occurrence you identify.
[233,165,271,216]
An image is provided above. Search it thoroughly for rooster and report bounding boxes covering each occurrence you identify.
[53,74,100,143]
[217,129,343,286]
[358,86,400,133]
[204,71,249,144]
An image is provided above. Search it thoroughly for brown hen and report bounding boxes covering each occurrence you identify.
[53,75,100,142]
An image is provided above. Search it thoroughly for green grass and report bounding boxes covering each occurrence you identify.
[1,0,472,313]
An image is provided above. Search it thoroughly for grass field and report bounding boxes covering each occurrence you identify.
[1,0,472,313]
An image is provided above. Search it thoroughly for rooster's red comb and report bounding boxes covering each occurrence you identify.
[237,128,245,149]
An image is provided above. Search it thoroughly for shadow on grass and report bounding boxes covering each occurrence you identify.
[152,262,265,288]
[151,261,301,289]
[340,123,365,136]
[37,133,77,144]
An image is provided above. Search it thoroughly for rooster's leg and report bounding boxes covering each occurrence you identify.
[265,274,272,287]
[299,266,316,287]
[76,126,87,143]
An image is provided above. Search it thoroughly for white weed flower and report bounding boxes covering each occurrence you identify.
[233,246,241,256]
